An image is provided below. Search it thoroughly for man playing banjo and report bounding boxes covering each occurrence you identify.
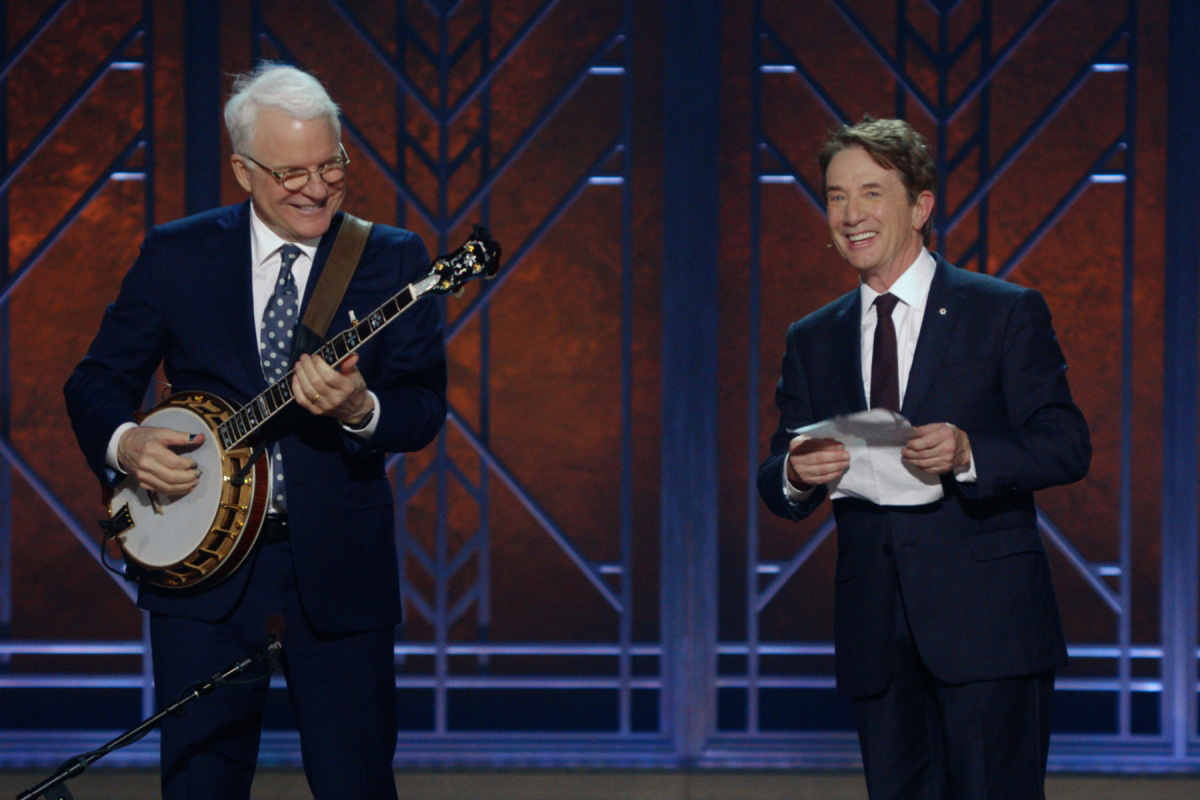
[64,63,447,800]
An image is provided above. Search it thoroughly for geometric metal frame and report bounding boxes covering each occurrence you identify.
[0,0,156,741]
[253,0,648,764]
[0,0,1190,773]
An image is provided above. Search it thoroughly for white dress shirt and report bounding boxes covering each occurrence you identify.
[783,248,975,504]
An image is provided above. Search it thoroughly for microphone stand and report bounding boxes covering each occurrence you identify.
[14,637,282,800]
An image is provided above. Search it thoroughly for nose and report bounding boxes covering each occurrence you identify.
[843,195,865,226]
[301,174,331,200]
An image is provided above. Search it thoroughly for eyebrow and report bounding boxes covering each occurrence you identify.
[271,153,343,172]
[826,181,885,194]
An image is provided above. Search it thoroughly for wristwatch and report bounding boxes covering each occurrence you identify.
[345,405,375,431]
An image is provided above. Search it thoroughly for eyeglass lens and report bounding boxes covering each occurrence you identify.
[280,161,346,191]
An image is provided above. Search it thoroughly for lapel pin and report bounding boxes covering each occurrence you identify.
[939,307,947,315]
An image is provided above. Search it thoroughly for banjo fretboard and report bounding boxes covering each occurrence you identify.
[216,283,422,451]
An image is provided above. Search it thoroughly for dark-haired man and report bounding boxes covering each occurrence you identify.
[758,117,1090,799]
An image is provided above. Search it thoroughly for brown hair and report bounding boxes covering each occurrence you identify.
[818,116,937,245]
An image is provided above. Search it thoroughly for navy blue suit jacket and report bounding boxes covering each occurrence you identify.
[64,202,447,632]
[757,255,1090,698]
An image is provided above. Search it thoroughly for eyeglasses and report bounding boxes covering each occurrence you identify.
[240,143,350,191]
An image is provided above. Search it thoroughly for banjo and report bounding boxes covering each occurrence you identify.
[104,226,501,591]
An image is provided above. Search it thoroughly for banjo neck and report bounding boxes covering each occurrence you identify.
[217,272,441,452]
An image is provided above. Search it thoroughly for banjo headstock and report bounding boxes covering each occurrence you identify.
[426,225,502,297]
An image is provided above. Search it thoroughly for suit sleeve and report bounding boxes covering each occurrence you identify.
[351,230,447,456]
[63,230,171,483]
[757,322,829,521]
[958,287,1091,500]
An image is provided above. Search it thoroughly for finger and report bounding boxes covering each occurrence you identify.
[795,463,848,486]
[790,455,849,485]
[302,353,341,383]
[316,356,342,380]
[145,474,201,496]
[791,450,850,470]
[814,451,851,467]
[303,354,349,397]
[292,364,323,409]
[138,442,195,473]
[137,459,201,493]
[902,450,945,469]
[152,428,205,448]
[337,354,360,375]
[906,431,949,454]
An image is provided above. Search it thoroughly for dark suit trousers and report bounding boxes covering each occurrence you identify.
[150,539,399,800]
[853,544,1055,800]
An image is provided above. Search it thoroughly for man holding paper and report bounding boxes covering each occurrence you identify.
[757,116,1090,799]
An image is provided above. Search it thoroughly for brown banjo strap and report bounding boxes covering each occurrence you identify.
[293,213,373,357]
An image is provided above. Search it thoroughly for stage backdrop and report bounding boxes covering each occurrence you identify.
[0,0,1190,772]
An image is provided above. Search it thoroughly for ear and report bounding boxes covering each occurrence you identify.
[911,189,934,233]
[231,154,253,193]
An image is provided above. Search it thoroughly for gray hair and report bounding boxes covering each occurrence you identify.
[224,63,341,155]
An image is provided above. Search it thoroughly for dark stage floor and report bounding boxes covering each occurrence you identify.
[3,769,1200,799]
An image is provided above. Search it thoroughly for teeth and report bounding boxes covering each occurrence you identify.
[848,232,875,242]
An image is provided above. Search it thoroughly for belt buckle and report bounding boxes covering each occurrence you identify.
[260,515,289,544]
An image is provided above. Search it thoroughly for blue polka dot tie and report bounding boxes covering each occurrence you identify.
[261,244,302,511]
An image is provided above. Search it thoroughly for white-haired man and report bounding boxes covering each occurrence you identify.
[65,63,445,799]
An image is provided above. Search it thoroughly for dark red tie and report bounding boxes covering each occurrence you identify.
[871,293,901,412]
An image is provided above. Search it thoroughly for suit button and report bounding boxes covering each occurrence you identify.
[882,542,893,556]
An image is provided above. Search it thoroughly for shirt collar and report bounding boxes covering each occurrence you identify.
[859,248,937,318]
[248,202,321,269]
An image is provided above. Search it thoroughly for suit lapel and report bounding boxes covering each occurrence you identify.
[208,202,265,393]
[832,292,868,413]
[901,255,963,420]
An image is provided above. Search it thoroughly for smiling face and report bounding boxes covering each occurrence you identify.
[824,145,933,292]
[231,107,345,243]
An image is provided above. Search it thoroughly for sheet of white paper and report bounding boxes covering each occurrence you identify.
[788,409,943,506]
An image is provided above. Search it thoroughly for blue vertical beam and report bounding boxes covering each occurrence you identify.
[433,7,451,737]
[977,0,992,276]
[617,0,635,735]
[1162,0,1200,760]
[1116,0,1137,742]
[0,0,10,668]
[184,0,221,214]
[139,0,156,719]
[661,0,720,763]
[746,0,764,735]
[477,0,494,673]
[393,0,412,678]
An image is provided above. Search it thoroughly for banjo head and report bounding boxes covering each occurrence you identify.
[110,405,223,567]
[107,392,268,588]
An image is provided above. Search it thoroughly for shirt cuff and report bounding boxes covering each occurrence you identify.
[782,436,815,503]
[106,422,139,473]
[341,391,380,439]
[954,455,977,483]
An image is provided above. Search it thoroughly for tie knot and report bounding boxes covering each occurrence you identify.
[279,244,302,267]
[874,293,900,318]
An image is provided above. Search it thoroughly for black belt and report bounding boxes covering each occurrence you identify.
[260,515,290,543]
